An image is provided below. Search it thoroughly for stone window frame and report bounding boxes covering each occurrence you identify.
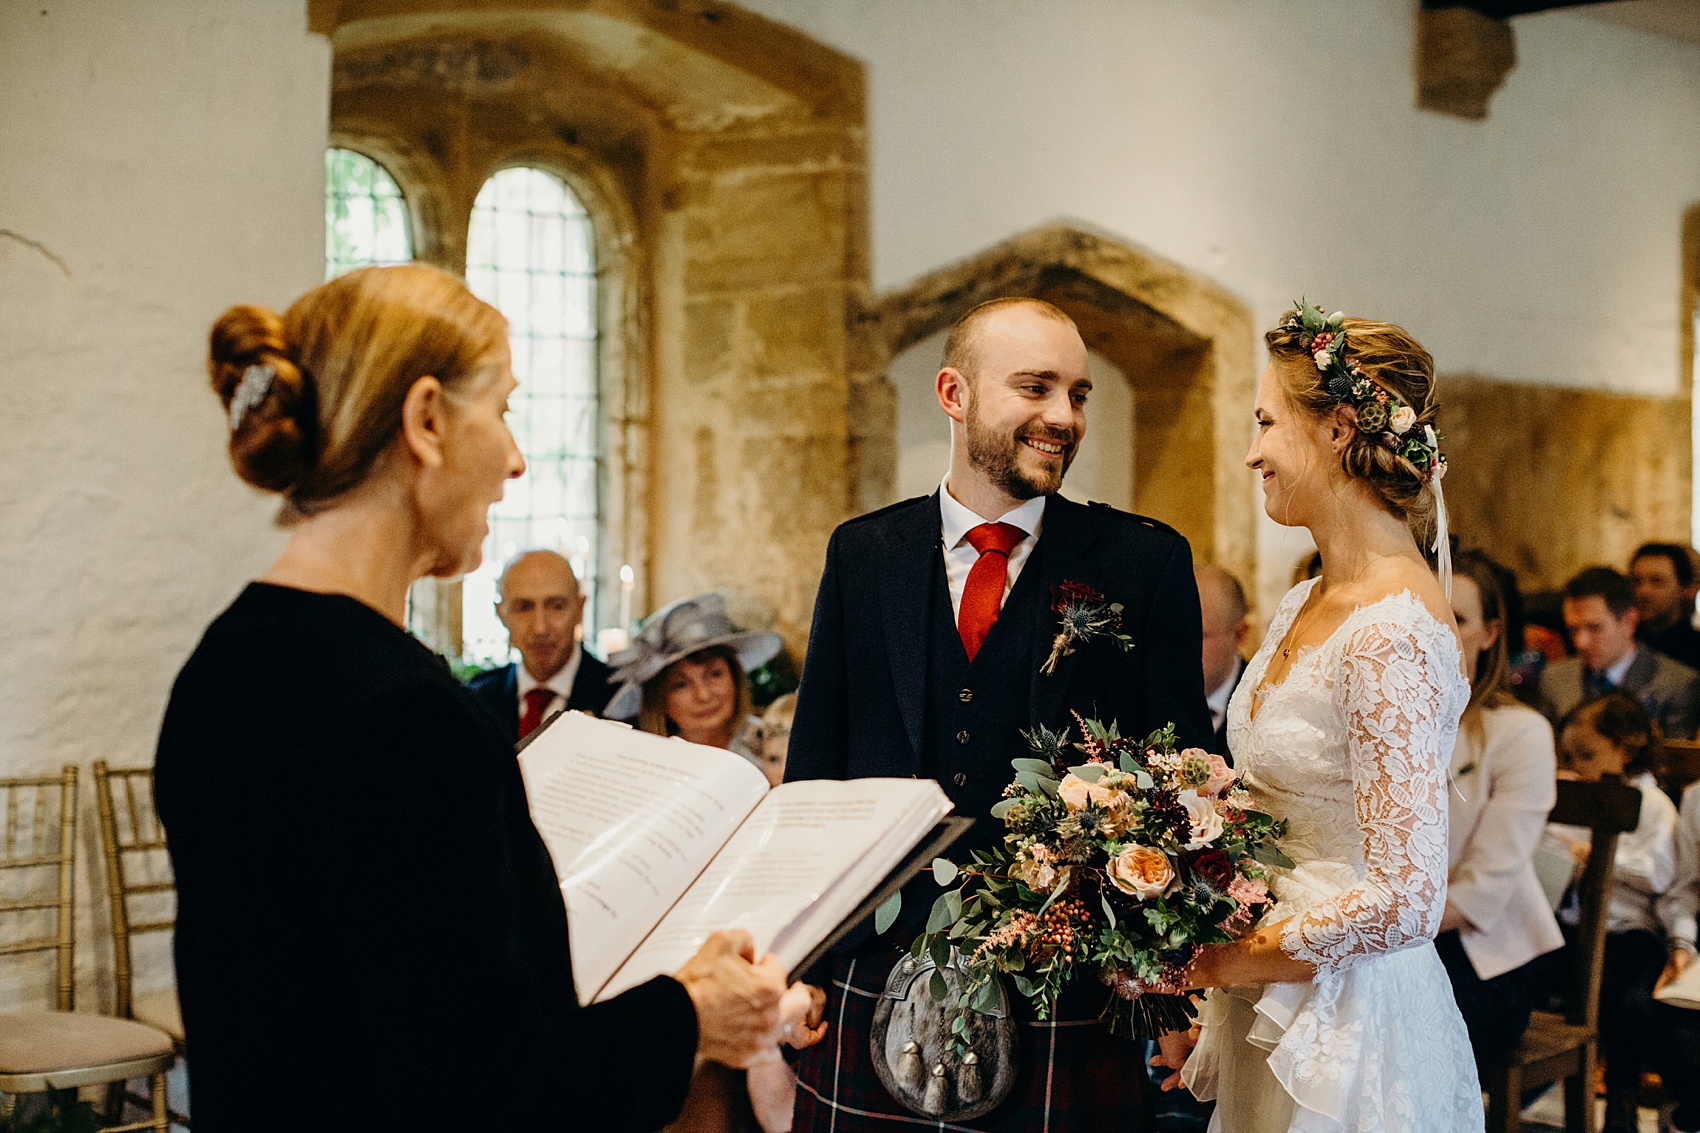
[329,129,649,659]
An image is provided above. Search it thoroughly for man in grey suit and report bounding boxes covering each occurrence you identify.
[1541,565,1700,739]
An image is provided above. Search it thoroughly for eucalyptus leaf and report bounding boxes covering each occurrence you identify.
[1012,973,1036,997]
[1011,758,1059,778]
[874,890,902,935]
[927,891,957,933]
[932,858,959,886]
[990,798,1016,820]
[1035,775,1060,798]
[1068,763,1108,783]
[971,979,1002,1014]
[1100,892,1118,930]
[945,888,964,923]
[929,932,952,972]
[1252,842,1297,870]
[929,970,949,1002]
[1134,770,1154,790]
[1119,751,1139,774]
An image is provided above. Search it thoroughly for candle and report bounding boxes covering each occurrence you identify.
[618,564,635,633]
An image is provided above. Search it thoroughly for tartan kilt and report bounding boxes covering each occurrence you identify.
[792,947,1155,1133]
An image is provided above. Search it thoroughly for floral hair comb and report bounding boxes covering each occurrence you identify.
[1284,298,1445,484]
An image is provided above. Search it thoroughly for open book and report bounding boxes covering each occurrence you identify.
[519,711,958,1006]
[1654,959,1700,1011]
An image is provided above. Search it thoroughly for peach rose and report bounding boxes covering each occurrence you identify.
[1202,753,1236,797]
[1178,790,1226,850]
[1057,772,1115,812]
[1107,844,1176,900]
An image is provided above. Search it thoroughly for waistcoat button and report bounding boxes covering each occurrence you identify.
[958,688,973,703]
[956,730,970,745]
[953,772,968,787]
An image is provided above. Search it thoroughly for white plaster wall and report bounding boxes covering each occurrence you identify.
[0,0,328,1014]
[739,0,1700,620]
[891,330,1134,510]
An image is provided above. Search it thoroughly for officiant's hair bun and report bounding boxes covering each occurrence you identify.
[209,305,315,495]
[1265,314,1438,536]
[207,264,508,522]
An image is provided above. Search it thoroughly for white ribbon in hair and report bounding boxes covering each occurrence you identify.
[229,363,276,431]
[1426,424,1451,600]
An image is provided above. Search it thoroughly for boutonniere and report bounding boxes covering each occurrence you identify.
[1042,581,1134,675]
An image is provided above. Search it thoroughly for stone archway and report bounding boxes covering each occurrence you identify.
[313,0,868,651]
[854,224,1258,587]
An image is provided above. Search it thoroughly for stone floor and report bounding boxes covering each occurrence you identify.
[1520,1087,1669,1132]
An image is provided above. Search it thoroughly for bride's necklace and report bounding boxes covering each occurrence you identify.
[1278,555,1387,661]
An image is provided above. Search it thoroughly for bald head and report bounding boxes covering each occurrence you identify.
[1196,563,1250,693]
[496,551,584,682]
[942,297,1078,380]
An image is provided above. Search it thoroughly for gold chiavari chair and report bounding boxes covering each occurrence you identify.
[0,766,175,1132]
[93,761,187,1126]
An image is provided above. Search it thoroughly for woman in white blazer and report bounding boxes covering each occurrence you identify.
[1437,553,1565,1066]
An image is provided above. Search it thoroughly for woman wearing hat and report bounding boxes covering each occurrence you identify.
[608,593,783,766]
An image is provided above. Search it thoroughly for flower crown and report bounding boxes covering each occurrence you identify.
[1284,298,1445,484]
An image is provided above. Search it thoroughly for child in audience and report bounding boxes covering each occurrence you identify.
[1546,693,1680,1133]
[1656,782,1700,1133]
[757,692,797,788]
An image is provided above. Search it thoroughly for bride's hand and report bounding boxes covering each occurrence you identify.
[1150,1024,1200,1092]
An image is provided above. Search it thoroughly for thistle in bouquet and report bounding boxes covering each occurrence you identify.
[909,717,1291,1043]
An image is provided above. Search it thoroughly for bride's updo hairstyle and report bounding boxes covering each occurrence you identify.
[1264,306,1441,542]
[208,264,507,522]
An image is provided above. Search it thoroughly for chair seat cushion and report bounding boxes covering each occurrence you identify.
[0,1011,174,1074]
[131,988,182,1042]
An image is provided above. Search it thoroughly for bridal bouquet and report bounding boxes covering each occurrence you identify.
[909,717,1290,1039]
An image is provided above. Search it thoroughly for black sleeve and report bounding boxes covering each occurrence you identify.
[340,682,699,1131]
[786,528,851,782]
[1139,535,1214,753]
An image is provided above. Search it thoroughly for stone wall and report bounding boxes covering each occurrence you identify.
[0,0,327,1016]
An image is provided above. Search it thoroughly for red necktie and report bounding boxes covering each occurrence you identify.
[957,522,1026,662]
[520,688,556,740]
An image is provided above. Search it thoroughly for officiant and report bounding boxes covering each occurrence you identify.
[155,263,799,1133]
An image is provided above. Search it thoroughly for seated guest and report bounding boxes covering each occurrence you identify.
[466,549,615,743]
[1540,566,1700,740]
[156,264,802,1132]
[1545,693,1681,1133]
[1195,563,1250,760]
[608,593,782,766]
[1435,552,1564,1069]
[756,692,797,789]
[1657,781,1700,1133]
[1632,541,1700,673]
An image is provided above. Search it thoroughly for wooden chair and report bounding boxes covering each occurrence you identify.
[1655,739,1700,803]
[92,761,187,1126]
[1482,775,1643,1133]
[0,766,175,1131]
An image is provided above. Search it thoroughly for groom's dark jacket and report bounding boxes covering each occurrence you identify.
[787,491,1212,917]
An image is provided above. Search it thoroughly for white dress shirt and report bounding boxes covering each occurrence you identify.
[515,647,584,726]
[937,480,1046,620]
[1659,782,1700,948]
[1548,771,1679,937]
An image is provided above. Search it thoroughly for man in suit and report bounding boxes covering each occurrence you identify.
[1632,542,1700,673]
[785,297,1211,1133]
[1197,562,1250,762]
[1541,565,1700,739]
[465,550,615,743]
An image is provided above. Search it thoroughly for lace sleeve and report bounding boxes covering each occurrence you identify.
[1280,614,1463,976]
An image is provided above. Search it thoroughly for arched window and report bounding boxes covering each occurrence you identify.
[461,166,601,664]
[324,147,411,279]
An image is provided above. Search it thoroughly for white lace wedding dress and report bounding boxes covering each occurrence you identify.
[1181,578,1485,1133]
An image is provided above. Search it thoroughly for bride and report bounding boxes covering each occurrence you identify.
[1169,301,1484,1132]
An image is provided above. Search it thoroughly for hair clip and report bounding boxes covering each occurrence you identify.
[229,363,276,431]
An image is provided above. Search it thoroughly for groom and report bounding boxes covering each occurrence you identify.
[785,297,1212,1131]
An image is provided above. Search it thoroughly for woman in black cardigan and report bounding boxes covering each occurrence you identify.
[155,264,796,1131]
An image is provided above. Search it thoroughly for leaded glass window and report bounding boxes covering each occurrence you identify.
[461,167,601,665]
[324,147,411,279]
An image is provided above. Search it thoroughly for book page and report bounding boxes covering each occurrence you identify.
[599,778,951,1000]
[519,712,769,1004]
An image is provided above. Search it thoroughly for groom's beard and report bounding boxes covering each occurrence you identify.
[965,399,1076,500]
